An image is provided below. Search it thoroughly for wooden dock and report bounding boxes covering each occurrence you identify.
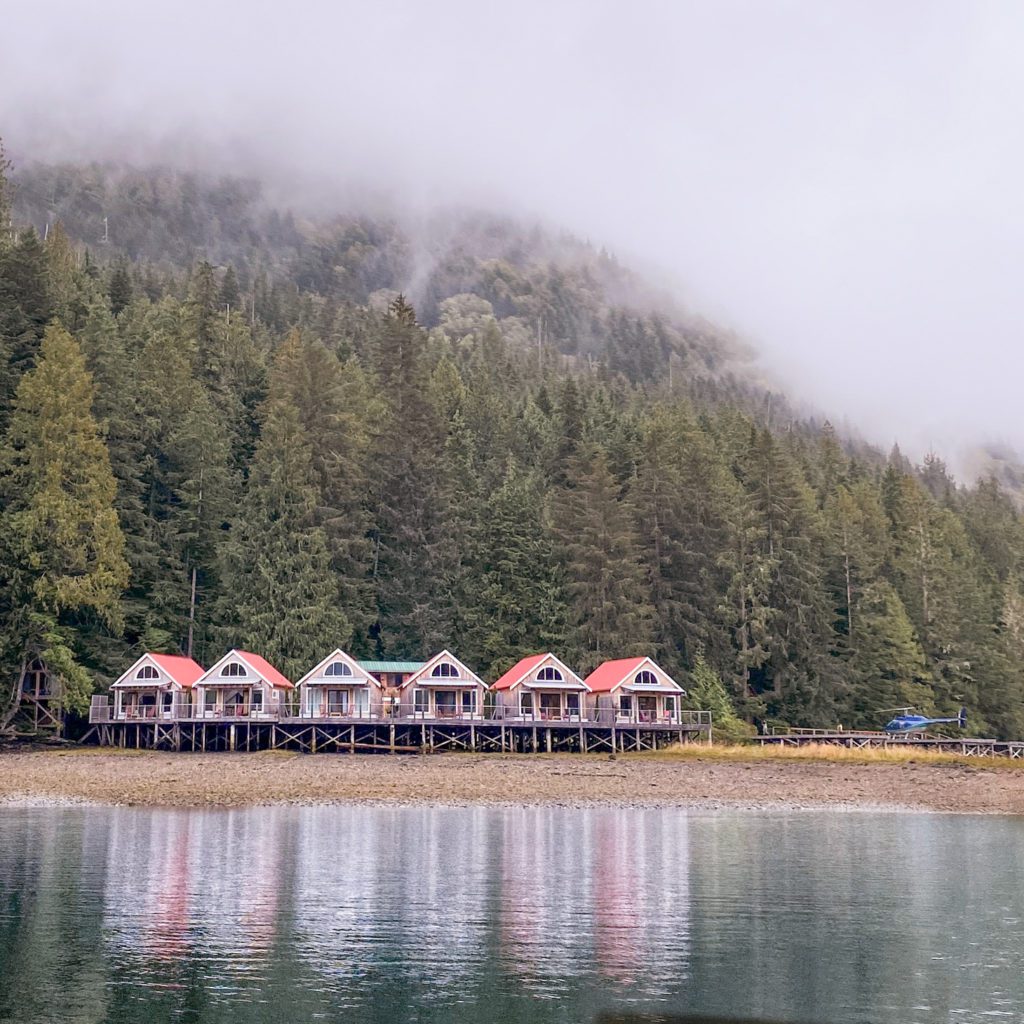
[758,730,1024,758]
[81,714,711,755]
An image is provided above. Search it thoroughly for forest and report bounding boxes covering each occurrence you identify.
[3,147,1024,737]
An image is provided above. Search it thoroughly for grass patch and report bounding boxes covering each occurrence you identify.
[639,741,1020,769]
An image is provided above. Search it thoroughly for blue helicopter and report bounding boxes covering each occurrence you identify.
[881,706,967,734]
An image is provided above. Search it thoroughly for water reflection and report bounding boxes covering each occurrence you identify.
[2,805,1024,1023]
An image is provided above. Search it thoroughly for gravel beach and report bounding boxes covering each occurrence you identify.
[0,749,1022,812]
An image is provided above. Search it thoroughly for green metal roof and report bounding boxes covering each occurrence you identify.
[359,660,426,674]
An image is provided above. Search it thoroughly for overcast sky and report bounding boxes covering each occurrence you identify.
[3,1,1023,467]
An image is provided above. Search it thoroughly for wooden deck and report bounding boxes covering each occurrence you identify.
[758,731,1024,758]
[81,715,711,754]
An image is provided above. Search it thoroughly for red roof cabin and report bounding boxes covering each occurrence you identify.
[584,658,687,725]
[492,653,588,721]
[398,651,487,719]
[295,649,382,719]
[110,653,204,721]
[194,650,293,720]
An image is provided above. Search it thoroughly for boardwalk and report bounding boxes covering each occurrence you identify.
[758,730,1024,758]
[83,705,712,754]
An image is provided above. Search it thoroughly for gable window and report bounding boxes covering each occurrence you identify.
[633,670,658,687]
[220,662,246,677]
[536,666,563,682]
[431,662,458,678]
[325,661,352,677]
[136,665,160,680]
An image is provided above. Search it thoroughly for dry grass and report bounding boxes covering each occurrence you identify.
[644,740,1024,769]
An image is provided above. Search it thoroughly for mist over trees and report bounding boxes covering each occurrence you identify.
[2,153,1024,736]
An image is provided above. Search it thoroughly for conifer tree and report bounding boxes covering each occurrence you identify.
[269,329,377,638]
[0,323,129,713]
[555,445,654,674]
[218,393,348,680]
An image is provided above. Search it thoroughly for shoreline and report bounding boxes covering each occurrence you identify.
[0,749,1022,814]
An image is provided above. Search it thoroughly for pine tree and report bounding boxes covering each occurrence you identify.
[554,445,654,674]
[218,393,349,681]
[108,258,133,316]
[0,323,129,713]
[0,229,52,427]
[370,297,453,654]
[269,329,377,639]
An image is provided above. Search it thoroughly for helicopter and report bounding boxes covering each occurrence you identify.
[881,706,968,734]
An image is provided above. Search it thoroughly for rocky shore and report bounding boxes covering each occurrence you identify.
[0,748,1022,812]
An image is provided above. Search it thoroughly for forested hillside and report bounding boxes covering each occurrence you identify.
[3,151,1024,736]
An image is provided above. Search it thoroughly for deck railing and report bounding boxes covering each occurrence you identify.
[88,696,713,729]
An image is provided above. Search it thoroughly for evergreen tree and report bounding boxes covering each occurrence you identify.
[269,329,376,639]
[218,392,349,680]
[0,323,129,713]
[555,445,654,674]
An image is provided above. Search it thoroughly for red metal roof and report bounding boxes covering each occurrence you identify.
[492,653,548,690]
[583,657,649,693]
[237,651,294,689]
[148,653,205,689]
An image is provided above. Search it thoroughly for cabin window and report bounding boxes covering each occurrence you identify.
[413,689,428,713]
[136,665,160,680]
[461,691,475,715]
[162,691,173,713]
[633,670,658,686]
[566,693,580,716]
[520,691,533,717]
[431,662,458,678]
[220,662,246,677]
[328,689,349,714]
[536,666,563,682]
[664,696,677,719]
[619,694,633,716]
[325,661,352,677]
[204,689,216,710]
[251,689,264,712]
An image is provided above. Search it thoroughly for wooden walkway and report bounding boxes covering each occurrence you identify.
[81,717,711,754]
[758,731,1024,758]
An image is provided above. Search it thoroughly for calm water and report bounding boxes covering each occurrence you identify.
[0,805,1021,1024]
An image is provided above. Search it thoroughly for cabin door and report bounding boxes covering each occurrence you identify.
[637,695,658,723]
[353,688,370,718]
[435,691,457,718]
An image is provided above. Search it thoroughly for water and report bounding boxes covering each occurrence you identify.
[0,805,1022,1024]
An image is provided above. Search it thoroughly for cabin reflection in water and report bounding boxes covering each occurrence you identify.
[92,805,691,1005]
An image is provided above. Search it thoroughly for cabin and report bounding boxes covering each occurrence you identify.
[193,650,293,720]
[584,658,686,724]
[492,653,588,721]
[296,650,382,719]
[110,653,205,720]
[398,651,487,719]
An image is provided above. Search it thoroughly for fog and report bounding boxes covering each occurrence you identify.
[3,1,1023,466]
